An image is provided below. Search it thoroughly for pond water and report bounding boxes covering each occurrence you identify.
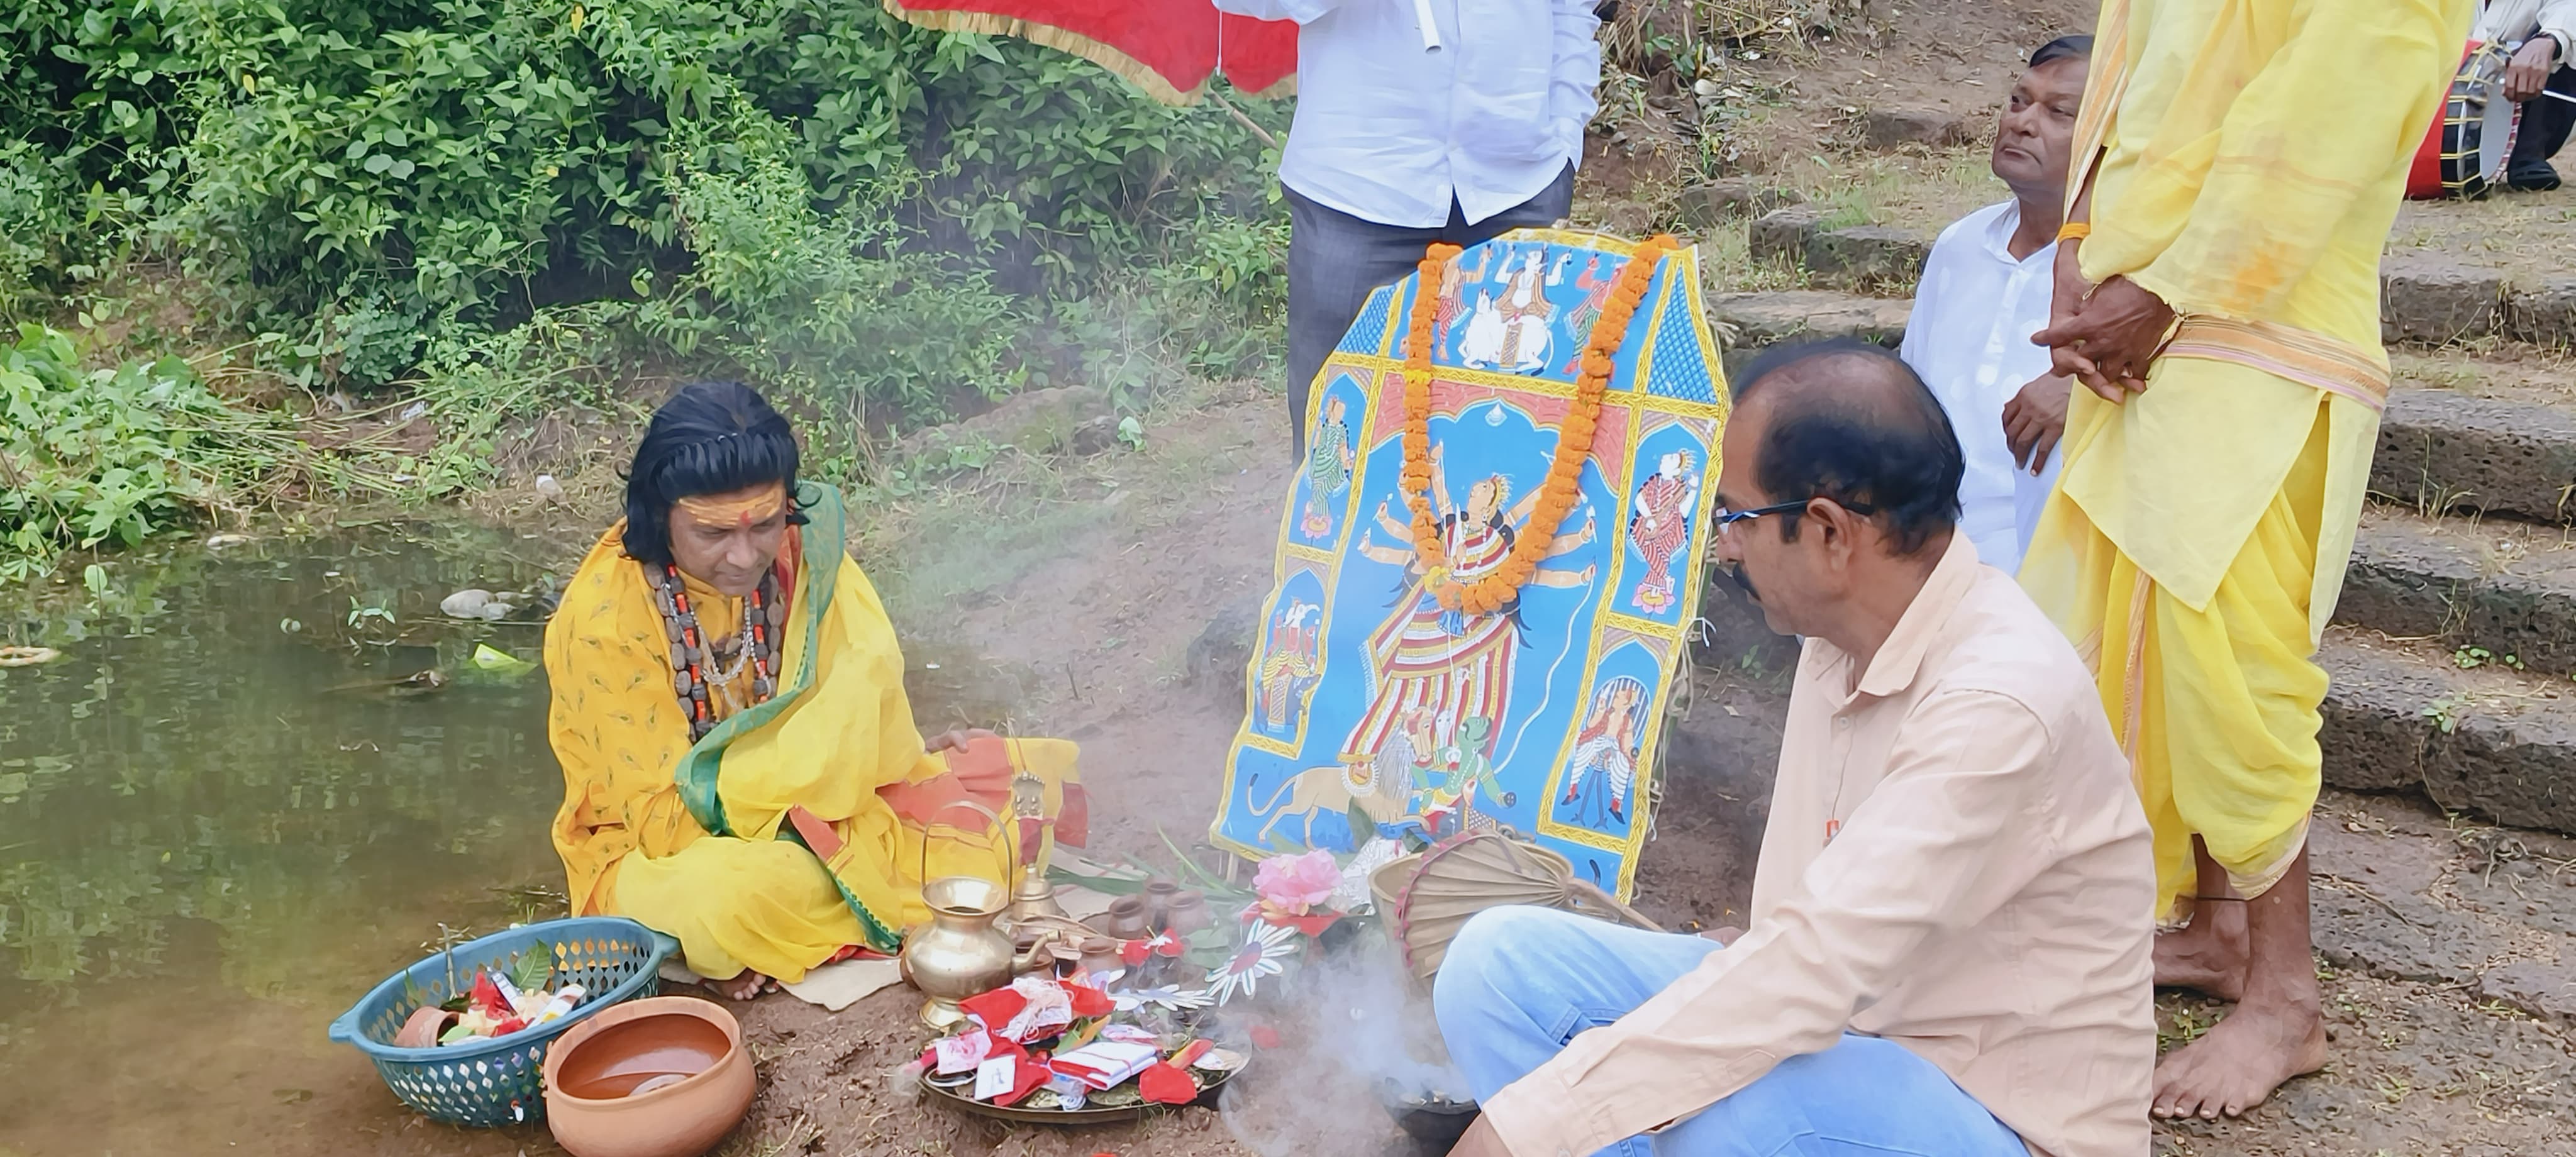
[0,525,1017,1156]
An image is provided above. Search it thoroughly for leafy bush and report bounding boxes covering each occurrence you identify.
[0,0,1292,574]
[0,324,279,580]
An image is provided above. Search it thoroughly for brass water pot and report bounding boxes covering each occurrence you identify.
[897,801,1048,1029]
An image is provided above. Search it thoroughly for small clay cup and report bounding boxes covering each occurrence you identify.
[1164,890,1211,936]
[541,996,753,1157]
[1143,878,1182,932]
[1106,896,1152,941]
[1079,936,1124,977]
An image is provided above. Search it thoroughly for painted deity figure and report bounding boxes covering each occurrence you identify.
[1301,394,1358,542]
[1625,450,1701,614]
[1558,675,1648,827]
[1346,440,1597,789]
[1556,254,1623,372]
[1418,716,1515,838]
[1456,250,1557,373]
[1255,600,1323,734]
[1432,247,1489,352]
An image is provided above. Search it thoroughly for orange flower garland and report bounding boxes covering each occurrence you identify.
[1399,234,1678,616]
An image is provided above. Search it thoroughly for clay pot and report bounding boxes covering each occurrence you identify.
[1164,890,1211,936]
[393,1005,458,1049]
[1106,896,1152,941]
[1079,936,1124,977]
[1143,878,1181,931]
[541,997,754,1157]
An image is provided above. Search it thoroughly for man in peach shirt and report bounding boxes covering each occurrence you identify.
[1433,340,2157,1157]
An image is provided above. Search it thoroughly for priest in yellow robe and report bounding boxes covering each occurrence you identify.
[545,380,1080,998]
[2023,0,2473,1122]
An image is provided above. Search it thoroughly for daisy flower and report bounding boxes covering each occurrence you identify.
[1207,921,1299,1004]
[1113,984,1214,1013]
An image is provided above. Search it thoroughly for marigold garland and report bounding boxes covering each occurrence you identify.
[1399,234,1678,616]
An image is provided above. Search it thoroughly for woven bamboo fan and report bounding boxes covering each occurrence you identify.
[1388,833,1662,980]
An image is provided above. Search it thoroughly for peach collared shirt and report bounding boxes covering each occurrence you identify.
[1481,534,2157,1157]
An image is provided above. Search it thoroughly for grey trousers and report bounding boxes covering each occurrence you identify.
[1282,167,1575,456]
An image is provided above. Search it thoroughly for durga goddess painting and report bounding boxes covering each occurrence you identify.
[1341,440,1596,779]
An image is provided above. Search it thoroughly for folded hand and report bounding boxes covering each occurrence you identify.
[2032,271,2172,402]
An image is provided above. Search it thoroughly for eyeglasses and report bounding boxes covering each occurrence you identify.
[1713,498,1877,533]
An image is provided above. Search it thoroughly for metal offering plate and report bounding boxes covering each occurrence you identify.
[916,1055,1240,1126]
[1189,1047,1246,1073]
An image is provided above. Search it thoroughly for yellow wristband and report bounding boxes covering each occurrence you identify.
[2056,221,2091,242]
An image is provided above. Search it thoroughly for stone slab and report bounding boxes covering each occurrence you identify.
[1860,106,1975,150]
[2319,630,2576,834]
[1707,291,1911,349]
[2506,275,2576,347]
[2340,508,2576,677]
[2374,387,2576,525]
[2381,255,2506,345]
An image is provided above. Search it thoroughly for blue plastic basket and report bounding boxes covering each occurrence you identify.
[328,916,678,1126]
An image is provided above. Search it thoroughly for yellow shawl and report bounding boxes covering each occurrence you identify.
[544,482,1070,949]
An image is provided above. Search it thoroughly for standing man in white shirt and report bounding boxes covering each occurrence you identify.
[1897,36,2089,575]
[1209,0,1606,455]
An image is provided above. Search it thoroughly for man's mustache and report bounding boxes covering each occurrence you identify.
[1724,563,1759,603]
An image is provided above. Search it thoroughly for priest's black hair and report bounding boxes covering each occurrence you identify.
[619,380,804,565]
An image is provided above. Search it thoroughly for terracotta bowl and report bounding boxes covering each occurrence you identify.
[541,996,753,1157]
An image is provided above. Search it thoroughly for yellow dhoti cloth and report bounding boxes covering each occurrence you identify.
[2022,383,2361,921]
[543,482,1077,982]
[2026,0,2469,921]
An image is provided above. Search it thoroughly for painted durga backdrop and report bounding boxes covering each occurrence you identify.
[1210,228,1731,899]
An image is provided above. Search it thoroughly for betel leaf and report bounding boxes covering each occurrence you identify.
[508,941,553,992]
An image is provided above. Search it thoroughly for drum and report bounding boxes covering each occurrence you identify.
[2408,40,2523,200]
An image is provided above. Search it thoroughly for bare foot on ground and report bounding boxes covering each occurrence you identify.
[712,972,773,1000]
[2152,900,2248,1000]
[2151,999,2328,1120]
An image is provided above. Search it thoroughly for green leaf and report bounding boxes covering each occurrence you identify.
[508,941,553,992]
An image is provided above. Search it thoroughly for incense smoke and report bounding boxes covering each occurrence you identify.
[1214,927,1469,1157]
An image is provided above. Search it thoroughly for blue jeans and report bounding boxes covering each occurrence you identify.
[1431,907,2028,1157]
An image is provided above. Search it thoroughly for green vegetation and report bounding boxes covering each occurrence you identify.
[0,324,288,582]
[0,0,1287,576]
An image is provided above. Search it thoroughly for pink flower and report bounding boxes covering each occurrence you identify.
[1253,849,1341,915]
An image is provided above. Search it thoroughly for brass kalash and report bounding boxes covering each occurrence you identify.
[896,777,1077,1031]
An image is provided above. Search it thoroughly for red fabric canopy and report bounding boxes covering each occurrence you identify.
[882,0,1296,105]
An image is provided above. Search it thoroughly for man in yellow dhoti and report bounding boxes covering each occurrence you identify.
[545,381,1079,999]
[2022,0,2472,1121]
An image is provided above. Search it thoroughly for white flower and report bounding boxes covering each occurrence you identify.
[1207,922,1299,1005]
[1113,985,1214,1013]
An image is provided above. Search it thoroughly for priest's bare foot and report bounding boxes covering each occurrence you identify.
[2153,902,2246,1000]
[2150,999,2326,1119]
[2157,837,2248,1000]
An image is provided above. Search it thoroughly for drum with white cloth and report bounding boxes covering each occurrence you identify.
[2408,40,2523,200]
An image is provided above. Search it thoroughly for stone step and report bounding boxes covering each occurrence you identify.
[2317,628,2576,834]
[1742,208,2576,349]
[2374,361,2576,526]
[1745,208,1930,291]
[1687,584,2576,835]
[1707,291,2576,527]
[2343,506,2576,677]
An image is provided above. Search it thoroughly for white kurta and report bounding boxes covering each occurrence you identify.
[1899,201,2065,575]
